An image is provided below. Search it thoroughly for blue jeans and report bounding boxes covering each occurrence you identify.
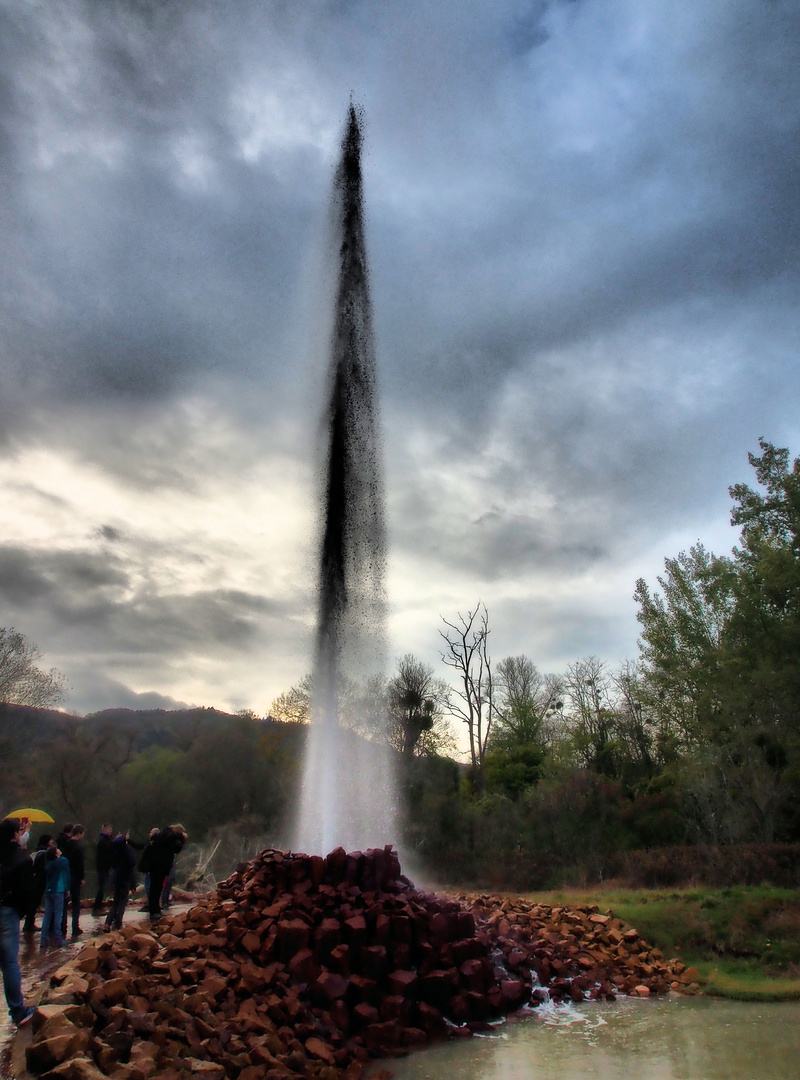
[0,905,26,1023]
[41,893,65,946]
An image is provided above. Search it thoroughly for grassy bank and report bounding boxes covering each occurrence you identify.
[521,885,800,1000]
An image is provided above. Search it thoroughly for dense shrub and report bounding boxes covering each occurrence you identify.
[619,843,800,888]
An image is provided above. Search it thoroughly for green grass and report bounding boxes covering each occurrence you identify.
[693,961,800,1000]
[521,885,800,1001]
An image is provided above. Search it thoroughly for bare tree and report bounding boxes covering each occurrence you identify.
[562,656,616,773]
[268,672,387,741]
[611,660,657,776]
[493,655,564,749]
[268,676,313,725]
[440,603,493,791]
[0,627,66,708]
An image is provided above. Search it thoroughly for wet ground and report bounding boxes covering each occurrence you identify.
[0,902,192,1080]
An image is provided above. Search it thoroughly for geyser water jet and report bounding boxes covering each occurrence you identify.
[294,105,396,855]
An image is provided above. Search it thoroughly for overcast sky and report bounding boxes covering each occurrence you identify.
[0,0,798,719]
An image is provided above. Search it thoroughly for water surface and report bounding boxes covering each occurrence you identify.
[389,996,800,1080]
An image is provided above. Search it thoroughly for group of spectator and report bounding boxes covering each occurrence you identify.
[94,822,188,929]
[0,816,188,1029]
[23,823,88,945]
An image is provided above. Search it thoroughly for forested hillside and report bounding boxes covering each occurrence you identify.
[0,704,305,844]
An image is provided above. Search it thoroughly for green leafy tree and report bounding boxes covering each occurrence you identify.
[635,440,800,841]
[560,657,622,776]
[609,661,663,785]
[484,744,545,799]
[634,544,736,751]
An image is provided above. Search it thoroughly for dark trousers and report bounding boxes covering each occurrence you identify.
[93,868,113,911]
[61,877,82,937]
[106,876,132,930]
[147,869,168,917]
[23,882,45,933]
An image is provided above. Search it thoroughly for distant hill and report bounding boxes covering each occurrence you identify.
[0,701,269,755]
[0,702,299,836]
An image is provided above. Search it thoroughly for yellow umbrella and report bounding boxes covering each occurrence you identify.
[4,808,55,823]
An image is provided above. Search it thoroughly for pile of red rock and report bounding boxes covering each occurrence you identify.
[460,893,699,1002]
[22,847,696,1080]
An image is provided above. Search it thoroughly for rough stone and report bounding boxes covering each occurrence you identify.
[25,1028,91,1071]
[37,1057,109,1080]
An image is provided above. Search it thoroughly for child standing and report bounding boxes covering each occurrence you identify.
[41,846,70,948]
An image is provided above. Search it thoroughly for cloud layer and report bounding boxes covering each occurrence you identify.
[0,0,798,714]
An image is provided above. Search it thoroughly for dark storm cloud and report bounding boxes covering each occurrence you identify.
[0,0,798,702]
[361,0,799,588]
[3,0,797,443]
[0,0,328,428]
[372,8,800,382]
[0,546,127,606]
[0,542,293,654]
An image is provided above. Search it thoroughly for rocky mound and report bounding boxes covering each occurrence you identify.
[460,893,699,1001]
[23,847,696,1080]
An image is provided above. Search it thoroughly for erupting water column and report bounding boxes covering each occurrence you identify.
[294,105,397,856]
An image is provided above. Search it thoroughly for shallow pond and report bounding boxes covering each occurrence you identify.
[389,996,800,1080]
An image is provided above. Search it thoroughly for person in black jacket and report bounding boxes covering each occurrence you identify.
[137,827,159,912]
[60,824,86,940]
[103,832,138,931]
[92,824,114,915]
[23,833,52,934]
[146,824,187,921]
[0,817,34,1027]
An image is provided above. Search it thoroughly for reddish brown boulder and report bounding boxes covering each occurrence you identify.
[314,970,349,1003]
[30,1059,108,1080]
[288,947,321,984]
[387,969,418,998]
[352,1002,380,1028]
[343,916,368,949]
[328,943,351,975]
[276,919,309,959]
[306,1036,336,1064]
[315,918,343,958]
[25,1028,91,1072]
[363,1020,400,1050]
[418,969,457,1010]
[348,973,378,1005]
[360,945,388,980]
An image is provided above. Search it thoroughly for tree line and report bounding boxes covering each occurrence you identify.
[269,439,800,880]
[2,439,798,887]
